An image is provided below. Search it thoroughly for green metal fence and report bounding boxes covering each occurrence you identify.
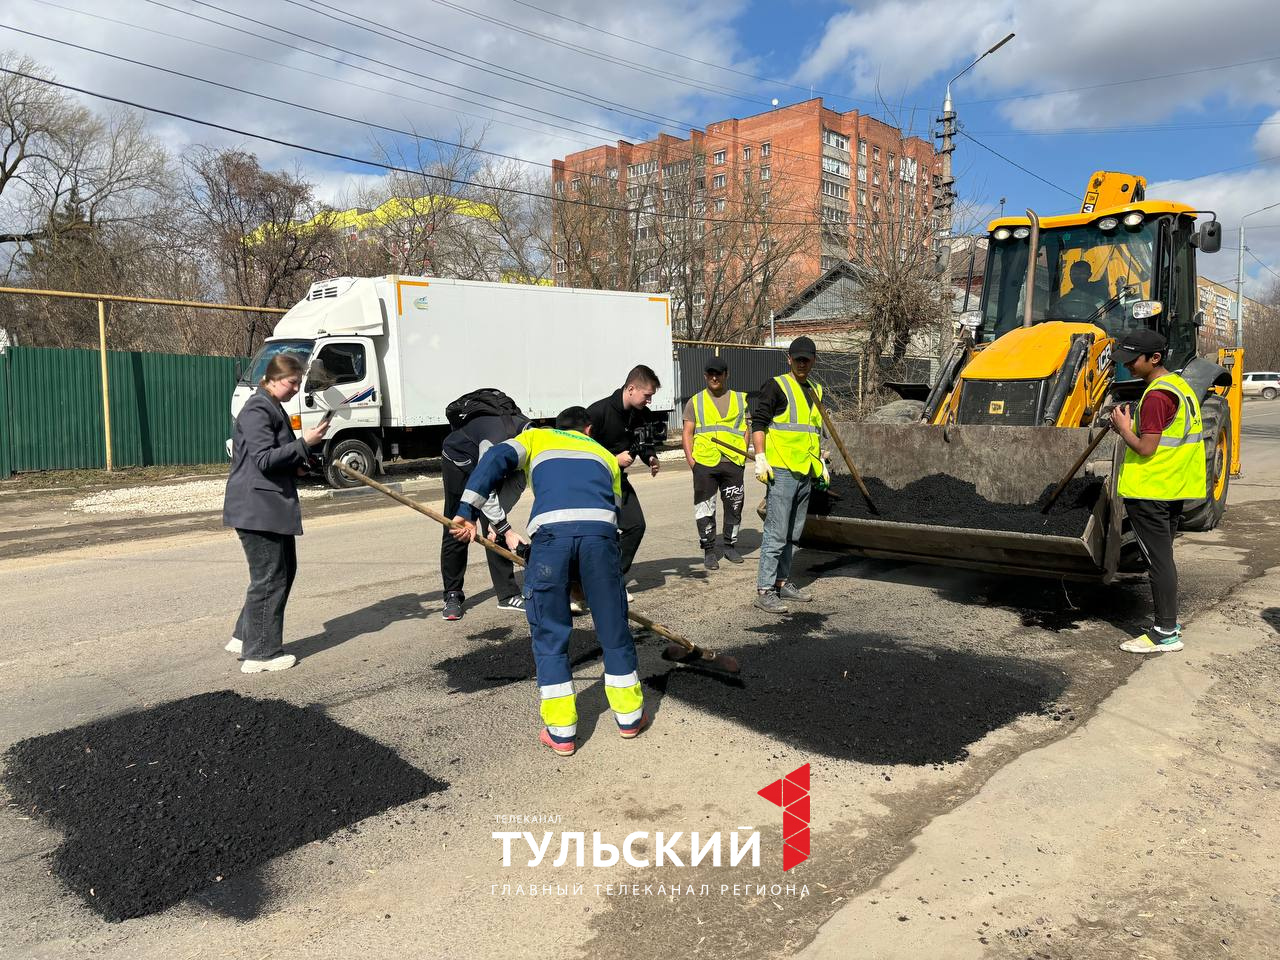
[0,346,246,475]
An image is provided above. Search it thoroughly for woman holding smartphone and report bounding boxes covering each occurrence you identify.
[223,353,331,673]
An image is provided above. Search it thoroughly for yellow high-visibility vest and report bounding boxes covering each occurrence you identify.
[1117,372,1207,501]
[764,374,823,476]
[691,389,748,466]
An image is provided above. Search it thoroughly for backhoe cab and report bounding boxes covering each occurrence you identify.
[805,172,1242,581]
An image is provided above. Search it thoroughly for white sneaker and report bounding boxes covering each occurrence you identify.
[225,637,243,655]
[241,654,297,673]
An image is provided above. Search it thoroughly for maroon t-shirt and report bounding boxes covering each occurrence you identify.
[1137,388,1179,436]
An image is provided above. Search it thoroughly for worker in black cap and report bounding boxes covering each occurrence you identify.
[682,356,749,570]
[750,336,828,614]
[1109,328,1206,654]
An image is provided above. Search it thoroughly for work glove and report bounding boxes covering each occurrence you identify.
[755,451,774,484]
[816,459,831,491]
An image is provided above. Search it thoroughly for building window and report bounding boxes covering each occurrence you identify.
[899,157,918,182]
[822,204,849,225]
[743,146,751,161]
[693,291,705,307]
[761,190,770,206]
[554,181,565,196]
[606,167,618,179]
[873,168,881,186]
[695,176,705,190]
[714,198,726,212]
[821,255,842,270]
[821,178,849,200]
[823,128,849,151]
[760,166,771,181]
[761,142,771,158]
[822,156,850,178]
[590,174,602,186]
[858,188,867,205]
[570,178,581,191]
[627,160,658,177]
[873,146,881,161]
[713,149,726,165]
[555,259,567,274]
[663,160,690,178]
[857,163,867,183]
[712,174,726,189]
[858,139,867,157]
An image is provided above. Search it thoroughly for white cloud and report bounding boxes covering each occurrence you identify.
[795,0,1280,130]
[1151,165,1280,297]
[3,0,760,200]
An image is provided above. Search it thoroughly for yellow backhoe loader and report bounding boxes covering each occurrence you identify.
[804,171,1244,581]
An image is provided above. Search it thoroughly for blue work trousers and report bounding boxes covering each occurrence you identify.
[756,468,812,590]
[523,529,643,739]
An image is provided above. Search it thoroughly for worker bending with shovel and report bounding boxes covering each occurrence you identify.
[750,336,829,614]
[1109,329,1205,654]
[450,406,649,756]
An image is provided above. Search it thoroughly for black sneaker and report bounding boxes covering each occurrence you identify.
[496,596,526,613]
[704,548,720,571]
[722,543,743,564]
[442,593,464,621]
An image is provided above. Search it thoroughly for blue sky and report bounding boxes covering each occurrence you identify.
[4,0,1279,291]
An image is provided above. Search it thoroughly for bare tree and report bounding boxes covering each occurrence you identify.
[550,145,809,341]
[1245,280,1280,369]
[182,147,338,351]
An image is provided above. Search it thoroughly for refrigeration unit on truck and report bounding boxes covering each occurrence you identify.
[230,276,677,488]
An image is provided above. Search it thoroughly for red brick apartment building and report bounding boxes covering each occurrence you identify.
[550,98,940,337]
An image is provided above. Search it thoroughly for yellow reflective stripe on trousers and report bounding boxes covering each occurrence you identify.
[604,672,643,723]
[540,682,577,734]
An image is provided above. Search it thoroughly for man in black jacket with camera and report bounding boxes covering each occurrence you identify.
[586,365,662,585]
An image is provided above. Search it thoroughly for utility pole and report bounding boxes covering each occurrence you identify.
[1236,200,1280,349]
[935,32,1014,361]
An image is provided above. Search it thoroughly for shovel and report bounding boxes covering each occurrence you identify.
[334,462,741,675]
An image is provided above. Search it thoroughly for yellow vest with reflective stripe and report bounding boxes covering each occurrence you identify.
[692,389,747,466]
[1117,373,1207,501]
[765,374,823,476]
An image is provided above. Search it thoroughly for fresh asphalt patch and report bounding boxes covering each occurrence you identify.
[3,691,445,922]
[645,631,1068,766]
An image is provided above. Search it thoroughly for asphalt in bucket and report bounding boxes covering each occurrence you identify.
[2,691,445,922]
[820,474,1102,538]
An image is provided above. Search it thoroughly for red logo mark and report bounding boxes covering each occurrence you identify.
[757,763,810,871]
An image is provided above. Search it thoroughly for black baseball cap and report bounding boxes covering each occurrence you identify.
[1112,329,1167,364]
[788,336,817,360]
[705,357,728,374]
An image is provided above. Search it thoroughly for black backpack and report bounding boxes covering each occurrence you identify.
[445,388,529,432]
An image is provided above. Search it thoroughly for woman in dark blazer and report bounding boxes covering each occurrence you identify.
[223,353,329,673]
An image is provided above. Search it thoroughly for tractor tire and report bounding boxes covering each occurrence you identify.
[325,436,377,489]
[1180,397,1231,532]
[865,399,926,424]
[1263,387,1278,400]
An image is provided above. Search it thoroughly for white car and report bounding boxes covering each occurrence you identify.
[1242,371,1280,400]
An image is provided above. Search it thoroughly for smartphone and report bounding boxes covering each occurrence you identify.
[319,409,336,426]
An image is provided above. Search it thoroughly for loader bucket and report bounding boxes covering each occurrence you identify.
[803,423,1120,581]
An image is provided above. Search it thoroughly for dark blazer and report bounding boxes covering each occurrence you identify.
[223,388,311,536]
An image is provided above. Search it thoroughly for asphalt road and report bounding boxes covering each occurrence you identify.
[2,401,1279,959]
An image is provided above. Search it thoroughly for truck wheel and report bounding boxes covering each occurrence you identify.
[865,399,925,423]
[1180,397,1231,532]
[325,437,377,489]
[1263,387,1278,400]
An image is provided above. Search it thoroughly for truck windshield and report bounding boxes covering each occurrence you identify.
[240,339,314,384]
[979,221,1157,342]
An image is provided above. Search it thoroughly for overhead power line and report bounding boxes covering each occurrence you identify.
[24,0,597,148]
[958,132,1077,200]
[1247,248,1280,284]
[0,64,948,233]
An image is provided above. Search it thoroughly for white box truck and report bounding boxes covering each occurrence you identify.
[230,275,677,487]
